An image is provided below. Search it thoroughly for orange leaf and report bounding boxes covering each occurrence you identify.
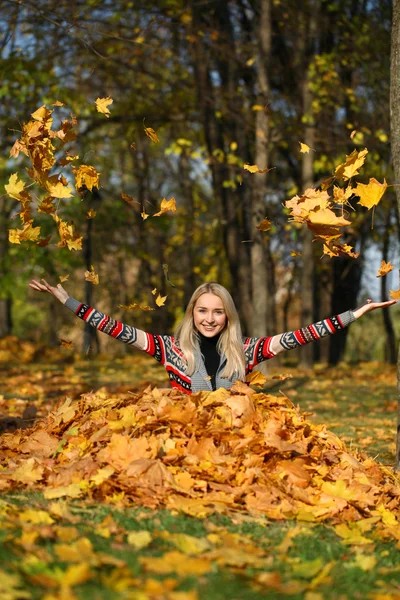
[390,289,400,300]
[84,266,99,285]
[153,197,176,217]
[144,125,160,143]
[256,218,272,232]
[376,260,394,278]
[335,148,368,180]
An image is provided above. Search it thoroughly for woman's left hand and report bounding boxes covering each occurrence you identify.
[353,298,398,319]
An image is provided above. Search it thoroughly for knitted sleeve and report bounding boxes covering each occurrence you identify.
[244,310,356,370]
[64,297,168,364]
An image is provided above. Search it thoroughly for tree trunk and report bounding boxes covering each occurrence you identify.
[0,199,14,338]
[250,0,271,338]
[179,150,197,308]
[83,191,100,356]
[381,205,397,364]
[390,0,400,470]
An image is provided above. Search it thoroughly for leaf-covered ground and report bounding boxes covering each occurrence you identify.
[1,339,400,600]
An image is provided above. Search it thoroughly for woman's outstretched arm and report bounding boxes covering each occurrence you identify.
[245,298,397,367]
[28,278,164,359]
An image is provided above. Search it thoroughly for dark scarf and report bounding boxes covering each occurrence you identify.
[198,332,221,391]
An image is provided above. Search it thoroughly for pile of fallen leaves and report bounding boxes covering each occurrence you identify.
[1,382,400,541]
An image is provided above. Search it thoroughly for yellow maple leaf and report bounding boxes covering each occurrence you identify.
[144,125,160,143]
[335,148,368,180]
[95,97,113,117]
[245,370,267,387]
[9,222,41,244]
[153,197,177,217]
[84,266,99,285]
[256,218,272,232]
[299,142,311,153]
[376,260,394,278]
[355,177,387,210]
[59,274,69,282]
[65,236,83,251]
[73,164,100,192]
[5,173,30,201]
[244,163,273,174]
[290,250,301,257]
[9,229,22,244]
[31,105,53,123]
[252,104,264,111]
[151,288,157,295]
[155,293,167,307]
[333,185,354,205]
[47,179,73,199]
[389,289,400,300]
[141,211,150,220]
[11,458,44,484]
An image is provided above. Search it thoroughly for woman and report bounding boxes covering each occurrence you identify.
[29,279,396,394]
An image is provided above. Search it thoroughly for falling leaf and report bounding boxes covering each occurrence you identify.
[144,125,160,143]
[151,288,157,295]
[256,218,272,232]
[59,273,69,282]
[52,100,65,107]
[153,197,177,217]
[376,260,394,278]
[290,250,301,257]
[141,211,150,220]
[244,163,273,174]
[8,222,41,244]
[59,338,73,349]
[299,142,311,153]
[121,192,138,205]
[95,97,113,117]
[335,148,368,180]
[355,178,387,210]
[86,209,97,219]
[5,173,31,202]
[389,289,400,300]
[252,104,265,111]
[84,266,99,285]
[350,129,357,140]
[155,294,167,307]
[73,165,100,192]
[162,263,177,287]
[38,197,56,215]
[245,371,267,387]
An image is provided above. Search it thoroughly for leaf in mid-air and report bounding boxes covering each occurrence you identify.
[376,260,394,278]
[299,142,311,153]
[144,125,160,143]
[84,266,99,285]
[355,178,387,210]
[335,148,368,180]
[153,197,176,217]
[256,218,272,232]
[155,293,167,307]
[244,163,273,174]
[390,289,400,300]
[95,97,113,117]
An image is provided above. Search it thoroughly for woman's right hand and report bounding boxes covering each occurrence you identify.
[29,278,69,304]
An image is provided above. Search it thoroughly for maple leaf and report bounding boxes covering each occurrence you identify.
[84,266,99,285]
[355,177,387,209]
[390,289,400,300]
[299,142,311,153]
[335,148,368,180]
[59,153,79,166]
[73,164,100,192]
[31,105,53,123]
[9,138,28,158]
[46,179,73,199]
[376,260,394,278]
[59,274,69,282]
[86,209,97,219]
[95,97,113,117]
[8,222,41,244]
[155,293,167,307]
[256,218,272,232]
[153,197,177,217]
[144,125,160,143]
[244,163,273,174]
[141,211,150,220]
[290,250,301,257]
[245,370,267,387]
[5,173,31,203]
[53,215,83,251]
[333,185,354,205]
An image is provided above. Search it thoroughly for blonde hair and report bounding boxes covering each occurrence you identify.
[174,282,246,380]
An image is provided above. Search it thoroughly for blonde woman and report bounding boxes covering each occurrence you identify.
[29,279,396,394]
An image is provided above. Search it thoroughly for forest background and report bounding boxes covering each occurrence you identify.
[0,0,399,368]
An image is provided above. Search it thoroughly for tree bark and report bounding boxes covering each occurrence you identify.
[250,0,271,337]
[390,0,400,471]
[381,205,397,364]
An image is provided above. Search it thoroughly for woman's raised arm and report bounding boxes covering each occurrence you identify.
[28,278,160,358]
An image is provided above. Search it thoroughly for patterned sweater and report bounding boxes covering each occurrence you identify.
[65,297,355,394]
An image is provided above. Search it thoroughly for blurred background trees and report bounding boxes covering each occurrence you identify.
[0,0,398,364]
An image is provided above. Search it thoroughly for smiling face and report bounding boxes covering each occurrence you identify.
[193,292,227,338]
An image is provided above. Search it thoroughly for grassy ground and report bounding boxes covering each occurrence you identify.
[1,354,399,599]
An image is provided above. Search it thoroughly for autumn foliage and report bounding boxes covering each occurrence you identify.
[1,381,400,542]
